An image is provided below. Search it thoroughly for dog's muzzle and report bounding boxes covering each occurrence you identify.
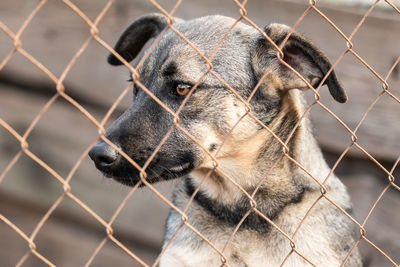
[89,139,196,187]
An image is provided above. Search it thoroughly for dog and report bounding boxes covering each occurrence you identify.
[89,14,362,266]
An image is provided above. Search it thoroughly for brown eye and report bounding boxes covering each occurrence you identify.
[176,84,191,96]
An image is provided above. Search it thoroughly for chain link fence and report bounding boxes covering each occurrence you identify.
[0,0,399,266]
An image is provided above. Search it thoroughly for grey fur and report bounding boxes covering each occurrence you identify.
[89,14,361,266]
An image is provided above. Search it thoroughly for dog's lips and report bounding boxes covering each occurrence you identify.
[162,161,194,177]
[97,161,194,187]
[168,162,191,173]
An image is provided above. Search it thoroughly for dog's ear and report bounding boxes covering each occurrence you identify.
[108,13,183,66]
[252,23,347,103]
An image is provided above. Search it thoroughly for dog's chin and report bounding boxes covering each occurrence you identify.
[101,162,195,187]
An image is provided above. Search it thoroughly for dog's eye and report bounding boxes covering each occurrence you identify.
[175,84,191,96]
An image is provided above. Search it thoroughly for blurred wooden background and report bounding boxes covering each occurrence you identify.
[0,0,399,266]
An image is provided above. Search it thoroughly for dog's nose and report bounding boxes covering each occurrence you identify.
[89,142,119,168]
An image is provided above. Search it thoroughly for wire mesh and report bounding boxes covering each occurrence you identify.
[0,0,399,266]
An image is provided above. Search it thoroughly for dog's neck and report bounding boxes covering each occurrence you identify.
[185,90,331,231]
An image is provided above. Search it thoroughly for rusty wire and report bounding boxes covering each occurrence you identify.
[0,0,399,266]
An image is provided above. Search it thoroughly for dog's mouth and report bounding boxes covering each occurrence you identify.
[100,161,194,187]
[164,162,192,176]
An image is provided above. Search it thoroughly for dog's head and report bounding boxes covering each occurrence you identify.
[89,14,346,186]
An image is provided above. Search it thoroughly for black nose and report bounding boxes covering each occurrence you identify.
[89,142,119,169]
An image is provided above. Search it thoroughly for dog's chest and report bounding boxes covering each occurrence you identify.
[159,230,315,267]
[162,197,293,266]
[159,236,281,267]
[161,184,354,267]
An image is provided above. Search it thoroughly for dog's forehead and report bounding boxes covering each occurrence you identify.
[139,15,256,84]
[170,15,256,54]
[174,15,251,41]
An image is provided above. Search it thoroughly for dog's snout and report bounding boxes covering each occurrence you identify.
[89,142,119,169]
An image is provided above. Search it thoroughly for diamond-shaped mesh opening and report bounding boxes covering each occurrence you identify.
[1,0,399,266]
